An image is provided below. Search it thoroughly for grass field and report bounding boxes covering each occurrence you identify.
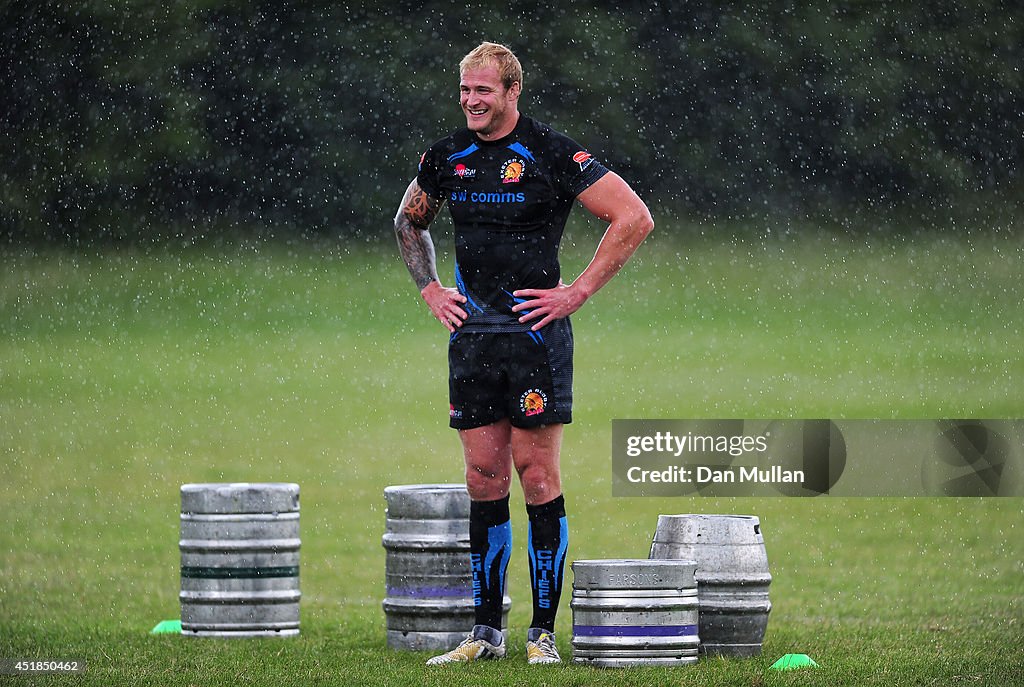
[2,227,1023,686]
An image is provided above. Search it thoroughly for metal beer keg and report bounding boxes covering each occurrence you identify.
[649,514,771,656]
[571,559,699,668]
[179,483,301,637]
[382,484,510,650]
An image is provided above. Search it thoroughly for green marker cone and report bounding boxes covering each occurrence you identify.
[150,619,182,635]
[770,653,819,671]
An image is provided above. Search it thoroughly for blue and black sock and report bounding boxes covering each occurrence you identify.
[526,494,568,633]
[469,495,512,631]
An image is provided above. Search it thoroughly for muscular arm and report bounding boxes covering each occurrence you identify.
[570,172,655,300]
[513,172,654,330]
[394,179,444,290]
[394,179,468,332]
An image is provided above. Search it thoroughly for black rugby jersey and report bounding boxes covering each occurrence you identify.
[417,115,608,332]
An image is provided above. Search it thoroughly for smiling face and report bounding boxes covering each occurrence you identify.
[459,63,520,142]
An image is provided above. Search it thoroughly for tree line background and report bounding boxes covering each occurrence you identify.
[2,0,1021,243]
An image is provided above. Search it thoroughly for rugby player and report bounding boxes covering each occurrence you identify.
[394,41,653,666]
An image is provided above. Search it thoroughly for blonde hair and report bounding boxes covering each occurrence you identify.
[459,42,523,91]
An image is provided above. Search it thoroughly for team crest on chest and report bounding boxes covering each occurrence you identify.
[501,158,526,184]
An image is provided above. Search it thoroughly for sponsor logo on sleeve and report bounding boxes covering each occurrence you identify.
[572,150,595,171]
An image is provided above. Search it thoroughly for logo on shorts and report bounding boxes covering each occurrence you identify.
[520,389,548,417]
[449,403,463,420]
[501,158,525,184]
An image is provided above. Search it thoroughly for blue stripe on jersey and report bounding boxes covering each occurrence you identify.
[448,143,479,162]
[506,142,536,163]
[455,263,485,314]
[503,288,533,314]
[503,288,544,342]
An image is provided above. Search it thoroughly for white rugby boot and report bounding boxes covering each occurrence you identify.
[425,625,506,666]
[525,627,561,664]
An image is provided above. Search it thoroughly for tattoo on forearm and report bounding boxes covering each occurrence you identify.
[395,181,444,290]
[396,214,438,290]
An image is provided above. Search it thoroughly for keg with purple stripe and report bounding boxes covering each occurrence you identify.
[381,484,511,651]
[571,559,699,667]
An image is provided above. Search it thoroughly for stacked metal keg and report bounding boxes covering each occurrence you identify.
[179,483,301,637]
[649,514,772,657]
[571,558,700,667]
[381,484,511,650]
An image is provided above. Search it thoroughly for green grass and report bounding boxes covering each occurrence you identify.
[1,229,1023,685]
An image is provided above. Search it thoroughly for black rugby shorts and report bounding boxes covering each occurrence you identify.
[448,319,573,430]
